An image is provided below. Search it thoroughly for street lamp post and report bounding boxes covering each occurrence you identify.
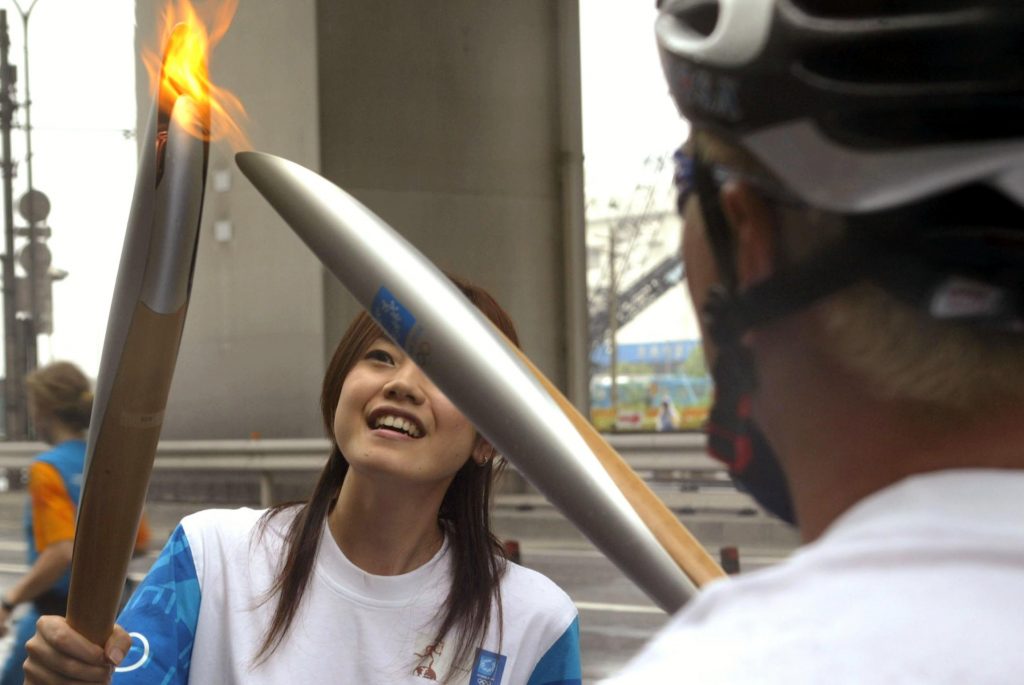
[14,0,39,372]
[0,9,23,438]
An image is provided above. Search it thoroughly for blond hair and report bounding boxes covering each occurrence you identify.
[26,361,93,431]
[690,131,1024,413]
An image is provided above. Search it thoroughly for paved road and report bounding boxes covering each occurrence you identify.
[0,493,795,683]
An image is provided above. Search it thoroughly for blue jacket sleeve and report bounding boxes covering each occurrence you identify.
[526,616,582,685]
[112,525,201,684]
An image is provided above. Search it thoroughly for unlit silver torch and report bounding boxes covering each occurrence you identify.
[237,152,718,614]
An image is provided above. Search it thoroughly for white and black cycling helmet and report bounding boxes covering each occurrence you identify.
[657,0,1024,329]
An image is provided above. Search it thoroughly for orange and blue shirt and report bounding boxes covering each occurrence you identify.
[24,440,85,595]
[24,439,151,596]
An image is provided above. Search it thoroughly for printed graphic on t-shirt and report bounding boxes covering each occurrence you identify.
[414,639,446,680]
[411,633,507,684]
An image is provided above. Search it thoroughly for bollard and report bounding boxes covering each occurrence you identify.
[719,546,740,575]
[504,539,522,565]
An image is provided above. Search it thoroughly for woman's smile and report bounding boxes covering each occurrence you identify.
[366,406,425,439]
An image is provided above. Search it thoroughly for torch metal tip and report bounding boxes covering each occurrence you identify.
[235,150,277,176]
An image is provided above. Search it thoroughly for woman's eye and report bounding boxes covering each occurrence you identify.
[366,349,394,364]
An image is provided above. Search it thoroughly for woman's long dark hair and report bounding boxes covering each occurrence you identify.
[254,275,518,677]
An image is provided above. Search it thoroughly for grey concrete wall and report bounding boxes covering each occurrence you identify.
[135,0,326,439]
[130,0,585,439]
[316,1,579,389]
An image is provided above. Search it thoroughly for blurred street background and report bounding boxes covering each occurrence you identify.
[0,433,799,682]
[0,2,799,682]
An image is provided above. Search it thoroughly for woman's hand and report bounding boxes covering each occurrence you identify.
[23,615,131,684]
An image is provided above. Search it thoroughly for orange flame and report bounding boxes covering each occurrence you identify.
[142,0,250,150]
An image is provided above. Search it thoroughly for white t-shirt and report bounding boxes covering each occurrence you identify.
[605,469,1024,684]
[113,507,581,685]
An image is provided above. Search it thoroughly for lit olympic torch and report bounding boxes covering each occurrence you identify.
[236,152,725,613]
[66,0,247,646]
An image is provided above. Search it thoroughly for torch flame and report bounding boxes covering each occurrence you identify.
[143,0,250,150]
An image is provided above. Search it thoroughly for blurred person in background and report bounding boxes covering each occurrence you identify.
[0,362,149,685]
[656,395,678,431]
[606,1,1024,682]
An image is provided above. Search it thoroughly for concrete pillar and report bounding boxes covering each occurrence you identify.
[135,0,325,439]
[131,0,585,438]
[316,1,585,397]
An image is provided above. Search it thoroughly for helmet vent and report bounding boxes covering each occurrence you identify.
[789,0,975,18]
[681,3,718,38]
[821,106,1024,149]
[800,31,1024,87]
[662,0,719,38]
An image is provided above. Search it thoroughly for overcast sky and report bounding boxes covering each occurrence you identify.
[579,3,699,345]
[2,0,136,375]
[579,2,689,198]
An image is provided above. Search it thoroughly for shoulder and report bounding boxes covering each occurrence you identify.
[500,561,577,631]
[179,506,269,536]
[172,506,300,589]
[499,562,581,684]
[27,460,61,482]
[52,439,85,457]
[33,440,84,467]
[612,518,1024,683]
[27,460,69,497]
[30,442,84,493]
[178,506,295,558]
[604,564,818,684]
[179,505,299,539]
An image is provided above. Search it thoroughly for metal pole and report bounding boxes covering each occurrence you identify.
[0,10,22,438]
[608,225,619,424]
[14,3,35,191]
[15,0,38,371]
[555,0,589,414]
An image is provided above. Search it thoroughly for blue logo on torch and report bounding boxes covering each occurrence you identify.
[371,286,417,348]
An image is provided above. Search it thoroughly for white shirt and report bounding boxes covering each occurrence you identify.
[115,507,581,684]
[605,469,1024,684]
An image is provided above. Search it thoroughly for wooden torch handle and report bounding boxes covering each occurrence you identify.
[508,341,726,587]
[66,302,188,645]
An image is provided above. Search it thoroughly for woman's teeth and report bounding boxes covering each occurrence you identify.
[373,414,422,438]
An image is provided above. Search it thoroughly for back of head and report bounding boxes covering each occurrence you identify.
[656,0,1024,413]
[26,361,93,433]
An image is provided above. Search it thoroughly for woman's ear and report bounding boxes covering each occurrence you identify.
[471,436,497,465]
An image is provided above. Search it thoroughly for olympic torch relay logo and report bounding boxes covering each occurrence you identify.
[371,286,418,348]
[470,648,506,685]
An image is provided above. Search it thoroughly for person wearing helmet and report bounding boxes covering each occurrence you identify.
[606,1,1024,682]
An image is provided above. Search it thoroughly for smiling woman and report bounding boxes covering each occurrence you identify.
[23,275,582,685]
[333,337,484,486]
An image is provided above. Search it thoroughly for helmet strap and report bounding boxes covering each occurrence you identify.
[691,149,878,341]
[691,148,740,292]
